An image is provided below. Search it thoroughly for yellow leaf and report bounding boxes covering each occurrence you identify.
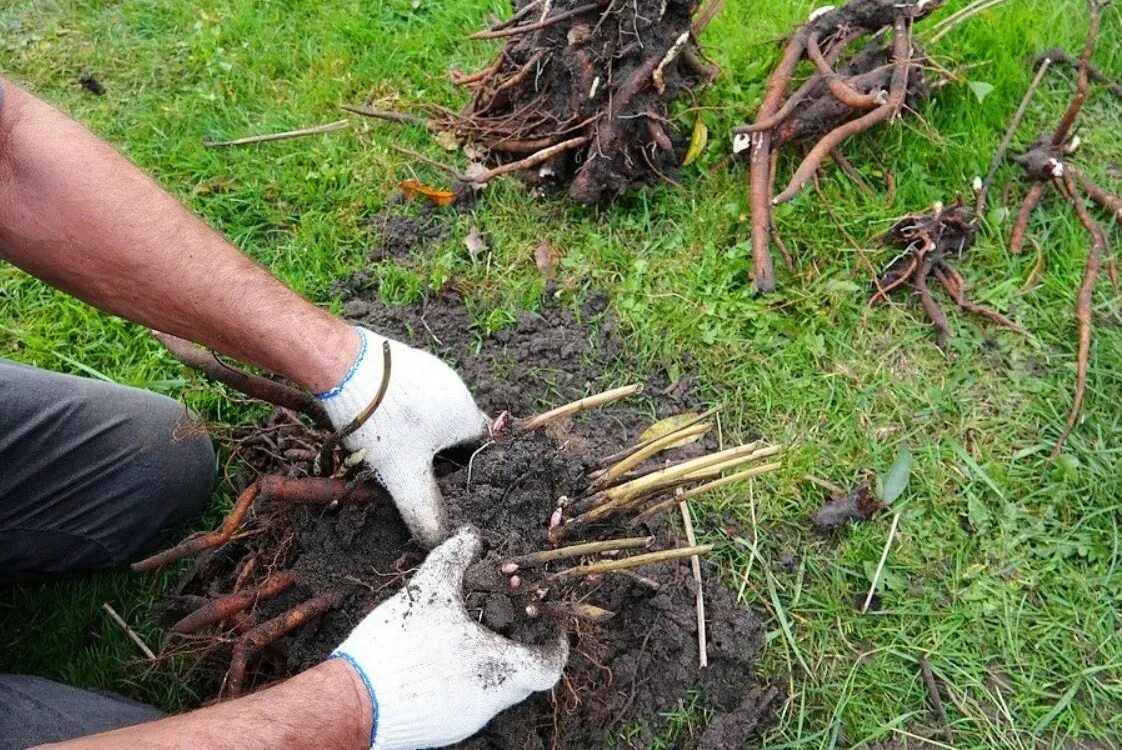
[682,117,708,166]
[433,130,461,151]
[400,179,456,206]
[639,412,703,448]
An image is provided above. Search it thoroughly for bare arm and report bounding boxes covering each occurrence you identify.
[39,660,373,750]
[0,78,357,394]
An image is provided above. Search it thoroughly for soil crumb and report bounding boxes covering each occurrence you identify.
[366,200,453,262]
[810,480,883,529]
[78,72,106,96]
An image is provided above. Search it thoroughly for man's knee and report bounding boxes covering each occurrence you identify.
[129,391,217,531]
[91,388,216,565]
[0,361,216,577]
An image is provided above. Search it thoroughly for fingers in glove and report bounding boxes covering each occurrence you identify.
[378,457,451,549]
[437,405,493,453]
[472,625,570,694]
[411,525,482,595]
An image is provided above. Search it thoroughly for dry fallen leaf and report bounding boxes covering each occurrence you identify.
[193,176,239,196]
[465,225,488,260]
[534,238,559,279]
[638,412,705,449]
[434,130,461,151]
[682,117,708,166]
[400,179,456,206]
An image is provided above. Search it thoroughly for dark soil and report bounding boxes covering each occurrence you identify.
[366,199,454,263]
[77,72,105,95]
[164,288,777,748]
[438,0,715,203]
[809,480,883,530]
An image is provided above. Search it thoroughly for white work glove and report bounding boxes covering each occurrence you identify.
[318,326,491,547]
[332,526,568,750]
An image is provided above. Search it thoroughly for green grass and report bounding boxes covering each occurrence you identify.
[3,0,1121,746]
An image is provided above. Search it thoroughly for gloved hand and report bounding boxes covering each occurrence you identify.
[332,526,568,750]
[317,327,491,547]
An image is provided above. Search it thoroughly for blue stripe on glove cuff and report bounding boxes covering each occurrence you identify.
[316,327,370,400]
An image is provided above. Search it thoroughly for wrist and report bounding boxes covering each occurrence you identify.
[305,322,364,396]
[321,656,375,749]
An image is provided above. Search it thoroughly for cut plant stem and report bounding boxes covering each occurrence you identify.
[595,406,724,468]
[862,511,901,613]
[592,422,712,489]
[631,461,782,527]
[679,498,708,669]
[102,603,156,660]
[550,544,713,581]
[203,119,349,148]
[566,445,778,534]
[503,536,654,572]
[682,448,781,482]
[603,442,770,501]
[526,602,616,624]
[523,383,644,431]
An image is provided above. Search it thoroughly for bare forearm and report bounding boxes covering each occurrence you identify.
[0,79,356,393]
[39,660,372,750]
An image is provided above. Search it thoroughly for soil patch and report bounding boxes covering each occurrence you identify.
[365,200,453,263]
[160,288,776,748]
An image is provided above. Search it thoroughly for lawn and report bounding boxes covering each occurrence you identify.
[2,0,1121,746]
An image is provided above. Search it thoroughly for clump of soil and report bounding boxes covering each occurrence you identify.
[433,0,719,203]
[809,480,883,530]
[735,0,941,292]
[159,289,777,748]
[870,198,1026,347]
[78,71,105,95]
[366,201,452,262]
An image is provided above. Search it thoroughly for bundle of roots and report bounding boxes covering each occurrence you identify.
[872,198,1027,346]
[354,0,722,203]
[736,0,942,291]
[447,0,724,203]
[976,0,1121,456]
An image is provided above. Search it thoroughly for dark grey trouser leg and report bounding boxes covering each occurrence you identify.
[0,358,216,578]
[0,675,163,749]
[0,360,215,745]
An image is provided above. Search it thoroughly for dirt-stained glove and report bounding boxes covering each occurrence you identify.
[331,526,568,750]
[317,327,490,547]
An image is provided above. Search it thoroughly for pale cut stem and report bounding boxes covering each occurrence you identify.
[679,499,708,669]
[595,406,724,468]
[551,545,713,580]
[862,511,901,613]
[602,441,764,501]
[523,383,644,431]
[527,602,616,624]
[630,461,782,527]
[203,119,349,147]
[504,536,653,571]
[632,460,780,525]
[102,603,156,660]
[681,446,781,482]
[593,422,712,489]
[571,451,780,534]
[574,449,776,529]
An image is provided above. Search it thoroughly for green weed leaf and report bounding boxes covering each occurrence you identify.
[879,445,912,504]
[968,80,995,104]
